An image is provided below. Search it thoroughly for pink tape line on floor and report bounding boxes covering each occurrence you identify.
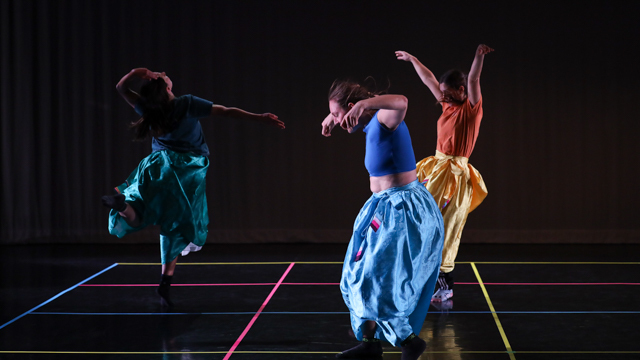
[222,262,296,360]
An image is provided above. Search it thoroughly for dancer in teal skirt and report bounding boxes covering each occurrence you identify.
[322,79,444,359]
[102,68,284,307]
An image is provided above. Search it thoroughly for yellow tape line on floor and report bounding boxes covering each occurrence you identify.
[471,262,516,360]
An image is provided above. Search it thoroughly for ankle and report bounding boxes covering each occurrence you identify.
[160,274,173,287]
[401,334,426,360]
[401,333,417,347]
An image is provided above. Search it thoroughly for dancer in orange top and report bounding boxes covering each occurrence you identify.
[396,44,493,302]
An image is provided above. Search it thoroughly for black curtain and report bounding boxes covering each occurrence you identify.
[2,0,639,244]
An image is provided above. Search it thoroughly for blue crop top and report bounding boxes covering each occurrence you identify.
[363,111,416,177]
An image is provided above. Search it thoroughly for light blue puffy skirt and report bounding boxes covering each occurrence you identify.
[340,180,444,346]
[108,150,209,264]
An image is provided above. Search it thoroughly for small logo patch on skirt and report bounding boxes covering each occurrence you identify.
[354,241,366,262]
[370,215,381,232]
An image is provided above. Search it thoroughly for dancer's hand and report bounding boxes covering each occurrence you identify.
[139,69,158,80]
[395,50,414,62]
[476,44,494,56]
[117,68,156,108]
[321,113,337,137]
[340,102,364,130]
[260,113,285,129]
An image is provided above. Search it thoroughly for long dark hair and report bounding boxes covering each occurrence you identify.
[130,78,176,140]
[328,77,387,109]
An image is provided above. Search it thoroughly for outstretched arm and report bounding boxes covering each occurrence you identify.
[116,68,157,108]
[467,44,494,106]
[396,51,442,101]
[210,105,285,129]
[342,94,408,132]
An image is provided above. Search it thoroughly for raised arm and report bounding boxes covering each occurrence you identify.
[116,68,157,108]
[210,105,285,129]
[342,94,408,132]
[396,51,442,101]
[467,44,494,106]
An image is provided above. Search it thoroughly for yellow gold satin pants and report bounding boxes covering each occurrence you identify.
[416,151,488,273]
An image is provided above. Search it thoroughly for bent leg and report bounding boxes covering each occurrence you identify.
[119,203,141,228]
[103,193,142,229]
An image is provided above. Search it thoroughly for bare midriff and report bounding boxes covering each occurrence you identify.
[369,169,417,193]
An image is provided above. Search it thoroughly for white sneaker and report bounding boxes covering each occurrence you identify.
[431,289,453,302]
[431,271,454,302]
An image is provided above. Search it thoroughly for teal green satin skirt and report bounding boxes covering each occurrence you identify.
[340,180,444,346]
[108,150,209,264]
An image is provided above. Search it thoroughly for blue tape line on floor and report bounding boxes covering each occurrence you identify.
[0,263,118,330]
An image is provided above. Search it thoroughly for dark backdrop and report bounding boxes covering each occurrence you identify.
[2,0,639,244]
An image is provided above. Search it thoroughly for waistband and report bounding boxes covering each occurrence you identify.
[435,150,469,165]
[372,179,423,199]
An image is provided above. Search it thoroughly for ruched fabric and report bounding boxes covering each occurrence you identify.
[340,180,444,346]
[108,150,209,264]
[416,150,487,272]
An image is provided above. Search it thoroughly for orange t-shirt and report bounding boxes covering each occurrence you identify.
[436,97,483,158]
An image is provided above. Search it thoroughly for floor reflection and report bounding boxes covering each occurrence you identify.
[420,300,461,360]
[160,313,197,360]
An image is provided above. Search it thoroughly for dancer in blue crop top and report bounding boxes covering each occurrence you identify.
[363,111,416,177]
[322,79,444,360]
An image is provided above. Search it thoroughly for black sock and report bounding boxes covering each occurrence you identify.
[157,274,174,307]
[435,271,454,292]
[160,274,173,286]
[101,193,127,212]
[444,271,454,291]
[401,334,426,360]
[336,338,382,359]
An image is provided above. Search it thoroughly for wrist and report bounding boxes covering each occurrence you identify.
[356,100,370,112]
